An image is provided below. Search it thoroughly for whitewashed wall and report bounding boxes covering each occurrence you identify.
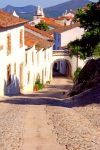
[23,45,53,93]
[0,25,25,96]
[61,27,84,47]
[36,46,53,84]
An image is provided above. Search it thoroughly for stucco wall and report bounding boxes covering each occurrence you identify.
[0,25,25,96]
[23,46,53,93]
[61,27,84,47]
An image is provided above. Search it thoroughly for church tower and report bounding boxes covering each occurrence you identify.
[33,6,45,20]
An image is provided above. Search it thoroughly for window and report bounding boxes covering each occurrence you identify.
[0,45,3,51]
[7,64,11,86]
[14,63,16,75]
[25,53,27,65]
[20,29,23,48]
[7,34,11,55]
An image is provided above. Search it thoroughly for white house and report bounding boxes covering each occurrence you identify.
[60,24,84,47]
[0,10,53,96]
[45,23,84,49]
[36,18,84,49]
[23,30,53,92]
[0,10,27,96]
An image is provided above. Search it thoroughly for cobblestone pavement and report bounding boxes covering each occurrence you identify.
[0,99,65,150]
[0,101,27,150]
[46,104,100,150]
[0,77,100,150]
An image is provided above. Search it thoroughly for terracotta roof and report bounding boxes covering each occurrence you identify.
[0,10,27,29]
[40,17,81,35]
[56,16,74,21]
[41,19,63,28]
[35,35,53,50]
[24,23,53,40]
[24,31,38,48]
[47,22,80,34]
[25,31,53,50]
[41,17,55,22]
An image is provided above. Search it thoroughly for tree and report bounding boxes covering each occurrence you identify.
[69,2,100,59]
[68,39,84,58]
[35,21,49,31]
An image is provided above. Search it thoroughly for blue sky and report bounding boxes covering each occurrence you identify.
[0,0,98,8]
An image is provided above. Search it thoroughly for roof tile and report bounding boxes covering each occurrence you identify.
[25,23,53,40]
[0,10,27,28]
[24,31,53,50]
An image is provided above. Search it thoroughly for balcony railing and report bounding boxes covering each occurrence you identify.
[53,49,70,56]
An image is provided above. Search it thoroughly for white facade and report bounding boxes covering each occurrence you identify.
[61,27,84,47]
[23,46,36,92]
[55,19,72,26]
[23,45,53,93]
[0,25,53,96]
[0,25,25,96]
[35,46,52,84]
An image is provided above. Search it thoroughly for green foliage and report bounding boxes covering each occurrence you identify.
[74,67,81,81]
[35,21,49,31]
[34,80,44,90]
[93,42,100,58]
[38,82,44,90]
[69,2,100,59]
[68,39,86,59]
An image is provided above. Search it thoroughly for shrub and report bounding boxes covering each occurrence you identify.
[38,82,43,90]
[35,21,49,31]
[34,80,44,91]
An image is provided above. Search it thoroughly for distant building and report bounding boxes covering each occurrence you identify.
[40,18,84,49]
[12,10,19,18]
[33,6,45,20]
[62,9,75,18]
[55,9,75,26]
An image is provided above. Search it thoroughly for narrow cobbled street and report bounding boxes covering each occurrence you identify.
[0,77,100,150]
